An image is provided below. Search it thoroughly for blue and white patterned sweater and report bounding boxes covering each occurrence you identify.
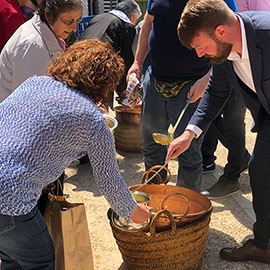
[0,76,137,220]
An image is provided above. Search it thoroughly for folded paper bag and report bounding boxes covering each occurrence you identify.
[44,196,94,270]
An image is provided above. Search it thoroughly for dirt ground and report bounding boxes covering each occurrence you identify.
[64,110,269,270]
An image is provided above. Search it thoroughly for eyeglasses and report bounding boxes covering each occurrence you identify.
[59,16,82,26]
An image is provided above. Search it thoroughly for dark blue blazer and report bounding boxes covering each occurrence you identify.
[190,11,270,133]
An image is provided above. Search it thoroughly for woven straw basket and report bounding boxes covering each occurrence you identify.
[109,209,211,270]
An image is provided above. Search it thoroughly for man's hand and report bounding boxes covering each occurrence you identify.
[165,130,196,162]
[127,61,143,81]
[130,203,151,224]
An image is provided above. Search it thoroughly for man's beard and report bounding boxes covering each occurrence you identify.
[205,40,233,65]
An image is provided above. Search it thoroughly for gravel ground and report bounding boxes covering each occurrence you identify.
[63,110,269,270]
[1,111,265,269]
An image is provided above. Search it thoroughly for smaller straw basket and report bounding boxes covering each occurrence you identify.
[109,209,211,270]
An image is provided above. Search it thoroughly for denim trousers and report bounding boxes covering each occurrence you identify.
[141,69,203,191]
[201,89,248,181]
[0,206,55,270]
[249,111,270,249]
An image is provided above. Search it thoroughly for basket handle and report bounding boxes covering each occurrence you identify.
[145,165,171,185]
[133,162,170,192]
[161,193,190,220]
[150,209,176,235]
[141,170,163,184]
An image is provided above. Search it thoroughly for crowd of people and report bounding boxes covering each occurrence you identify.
[0,0,269,268]
[0,0,150,269]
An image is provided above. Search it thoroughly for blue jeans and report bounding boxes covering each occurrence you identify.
[141,69,203,191]
[0,206,55,270]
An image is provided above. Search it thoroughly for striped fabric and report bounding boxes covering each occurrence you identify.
[0,76,137,219]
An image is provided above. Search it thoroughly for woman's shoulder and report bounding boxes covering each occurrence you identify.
[4,18,44,53]
[27,76,96,107]
[17,76,97,116]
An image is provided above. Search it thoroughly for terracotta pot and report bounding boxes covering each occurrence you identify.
[114,105,143,152]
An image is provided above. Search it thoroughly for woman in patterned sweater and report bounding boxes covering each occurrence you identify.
[0,39,150,269]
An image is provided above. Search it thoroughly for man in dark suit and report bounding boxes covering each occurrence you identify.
[166,0,270,264]
[80,0,141,108]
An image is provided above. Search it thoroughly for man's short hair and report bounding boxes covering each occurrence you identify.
[115,0,142,19]
[178,0,234,49]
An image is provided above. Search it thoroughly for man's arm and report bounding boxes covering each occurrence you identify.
[166,63,233,162]
[127,12,154,80]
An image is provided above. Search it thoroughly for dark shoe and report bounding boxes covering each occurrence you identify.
[202,162,216,174]
[200,175,239,199]
[220,240,270,264]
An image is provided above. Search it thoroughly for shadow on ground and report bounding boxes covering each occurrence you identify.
[64,151,145,197]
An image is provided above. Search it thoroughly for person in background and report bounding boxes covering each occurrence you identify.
[0,0,41,53]
[0,39,151,269]
[19,0,40,20]
[80,0,142,109]
[0,0,82,102]
[127,0,235,191]
[0,0,25,52]
[167,0,270,263]
[236,0,270,11]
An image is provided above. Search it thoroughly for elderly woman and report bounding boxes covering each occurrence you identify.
[0,39,151,269]
[0,0,82,102]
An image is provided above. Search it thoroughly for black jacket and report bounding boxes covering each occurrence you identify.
[80,13,136,93]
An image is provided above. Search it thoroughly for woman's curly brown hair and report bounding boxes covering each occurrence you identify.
[47,39,125,103]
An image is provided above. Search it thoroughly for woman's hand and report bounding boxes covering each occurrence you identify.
[96,103,108,114]
[130,203,151,224]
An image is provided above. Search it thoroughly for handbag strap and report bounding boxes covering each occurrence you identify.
[56,179,63,196]
[49,178,66,202]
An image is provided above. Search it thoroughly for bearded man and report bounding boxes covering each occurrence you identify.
[166,0,270,264]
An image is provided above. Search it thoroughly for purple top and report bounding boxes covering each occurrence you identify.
[236,0,270,11]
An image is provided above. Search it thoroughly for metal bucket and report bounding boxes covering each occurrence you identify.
[110,191,151,232]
